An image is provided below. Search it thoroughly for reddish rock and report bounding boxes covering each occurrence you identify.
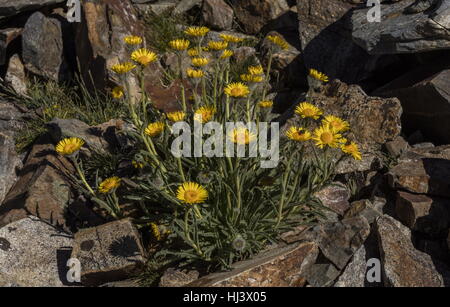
[314,183,350,216]
[188,241,318,287]
[202,0,234,30]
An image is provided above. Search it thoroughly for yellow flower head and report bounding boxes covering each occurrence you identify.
[341,142,362,160]
[111,62,136,74]
[194,105,216,123]
[184,26,210,37]
[229,128,257,145]
[258,100,273,108]
[55,137,84,156]
[150,223,161,241]
[132,160,144,169]
[188,48,200,57]
[166,111,186,122]
[187,68,204,78]
[286,126,312,142]
[241,74,264,83]
[207,40,228,51]
[312,125,343,148]
[219,34,244,43]
[169,39,190,51]
[124,35,143,45]
[224,82,250,98]
[144,122,165,137]
[295,102,323,120]
[309,69,329,83]
[220,49,234,59]
[267,35,289,50]
[98,177,121,194]
[111,86,124,99]
[177,182,208,204]
[131,48,157,66]
[191,57,210,67]
[248,65,264,75]
[322,115,350,132]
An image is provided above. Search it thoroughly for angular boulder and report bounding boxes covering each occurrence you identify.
[202,0,234,31]
[0,216,73,287]
[0,134,22,206]
[0,0,65,21]
[352,0,450,54]
[376,215,444,287]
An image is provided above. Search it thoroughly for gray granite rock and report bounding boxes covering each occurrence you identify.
[0,134,22,206]
[0,216,73,287]
[334,245,366,287]
[0,0,65,20]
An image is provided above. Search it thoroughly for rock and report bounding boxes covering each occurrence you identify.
[230,0,290,34]
[314,182,350,216]
[233,46,257,63]
[22,11,70,82]
[71,218,146,286]
[0,134,74,229]
[0,28,22,66]
[139,0,179,15]
[352,0,450,54]
[374,67,450,144]
[0,0,66,21]
[307,80,402,174]
[99,278,141,287]
[188,241,318,286]
[388,158,450,198]
[0,216,73,287]
[303,263,340,287]
[384,136,409,158]
[315,216,371,270]
[173,0,202,15]
[159,268,200,287]
[5,54,27,96]
[297,0,387,85]
[344,198,385,224]
[376,214,444,287]
[400,144,450,162]
[334,245,366,287]
[395,190,450,236]
[202,0,234,31]
[0,134,22,206]
[75,0,147,96]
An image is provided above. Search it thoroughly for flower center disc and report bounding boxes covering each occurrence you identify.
[303,109,314,116]
[321,132,333,144]
[231,88,242,96]
[184,191,198,203]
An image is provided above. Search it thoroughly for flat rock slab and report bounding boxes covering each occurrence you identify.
[0,0,65,20]
[352,0,450,54]
[71,218,146,286]
[188,241,318,287]
[0,216,73,287]
[334,245,367,287]
[376,215,444,287]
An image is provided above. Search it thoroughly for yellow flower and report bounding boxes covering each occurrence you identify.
[258,100,273,108]
[194,105,216,123]
[341,142,362,160]
[169,39,190,51]
[220,49,234,59]
[166,111,186,122]
[124,35,143,45]
[55,137,84,156]
[111,62,136,74]
[322,115,350,132]
[191,57,210,67]
[111,86,124,99]
[312,125,343,148]
[267,35,289,50]
[229,128,256,145]
[131,48,157,66]
[224,82,250,98]
[207,40,228,51]
[240,74,264,83]
[184,26,210,37]
[144,122,165,137]
[295,102,323,120]
[286,127,312,142]
[98,177,121,194]
[150,223,161,241]
[309,69,329,83]
[187,68,204,78]
[177,182,208,204]
[132,160,144,169]
[219,34,244,43]
[248,65,264,75]
[188,48,200,57]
